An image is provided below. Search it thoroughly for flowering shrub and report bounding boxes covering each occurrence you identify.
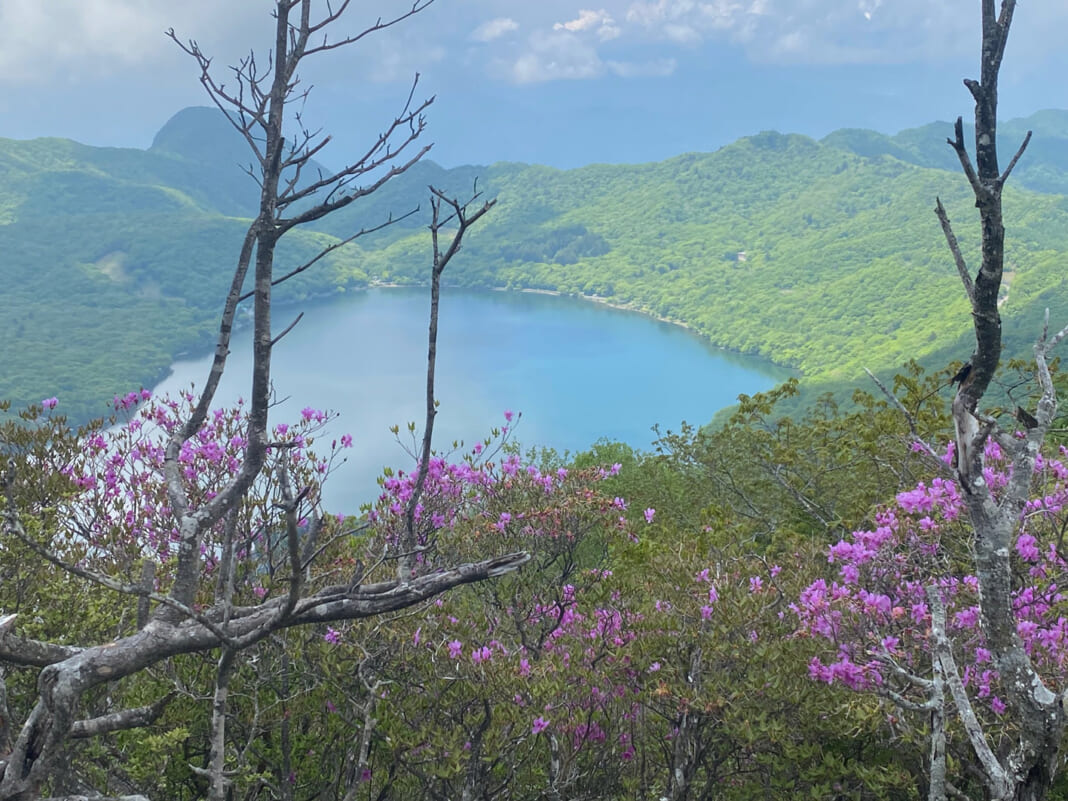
[794,438,1068,714]
[2,397,916,800]
[292,420,658,798]
[19,390,350,603]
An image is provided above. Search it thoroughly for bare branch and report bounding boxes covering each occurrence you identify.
[238,207,418,302]
[293,552,530,624]
[205,649,236,801]
[0,674,11,756]
[876,648,934,690]
[1037,310,1068,362]
[929,646,948,801]
[928,586,1010,794]
[136,561,155,631]
[400,185,497,577]
[270,311,304,348]
[989,0,1017,79]
[998,130,1032,186]
[274,458,308,620]
[878,686,936,714]
[69,693,175,739]
[276,76,432,212]
[303,1,435,55]
[280,144,431,231]
[166,31,268,165]
[946,117,983,198]
[862,368,945,469]
[0,633,82,668]
[934,199,975,305]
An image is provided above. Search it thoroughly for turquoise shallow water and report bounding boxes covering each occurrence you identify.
[153,288,789,511]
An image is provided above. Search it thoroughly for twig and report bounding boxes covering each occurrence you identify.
[863,368,945,468]
[934,199,975,305]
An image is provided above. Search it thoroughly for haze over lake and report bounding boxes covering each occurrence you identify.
[154,288,788,512]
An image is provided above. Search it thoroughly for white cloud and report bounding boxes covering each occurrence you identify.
[699,0,748,30]
[626,0,705,26]
[15,0,1062,97]
[858,0,882,22]
[618,0,970,62]
[512,30,605,83]
[472,17,520,42]
[555,9,605,32]
[0,1,462,88]
[554,9,621,41]
[663,23,701,43]
[0,0,264,84]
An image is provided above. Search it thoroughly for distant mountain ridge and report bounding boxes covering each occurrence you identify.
[3,106,1068,420]
[821,109,1068,196]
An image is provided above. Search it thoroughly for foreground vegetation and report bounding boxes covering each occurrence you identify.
[0,374,957,800]
[7,359,1068,799]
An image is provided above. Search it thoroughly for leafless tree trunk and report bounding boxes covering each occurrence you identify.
[931,2,1066,798]
[0,4,525,800]
[401,187,495,578]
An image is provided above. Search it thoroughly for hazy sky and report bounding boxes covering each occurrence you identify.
[0,1,1065,168]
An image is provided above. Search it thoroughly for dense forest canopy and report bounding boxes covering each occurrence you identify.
[5,105,1068,420]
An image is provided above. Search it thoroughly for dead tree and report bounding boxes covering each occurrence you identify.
[0,4,525,800]
[928,2,1065,798]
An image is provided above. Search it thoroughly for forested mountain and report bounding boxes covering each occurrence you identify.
[5,106,1068,420]
[822,109,1068,197]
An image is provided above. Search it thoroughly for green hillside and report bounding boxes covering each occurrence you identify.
[3,106,1068,420]
[822,109,1068,197]
[335,124,1068,382]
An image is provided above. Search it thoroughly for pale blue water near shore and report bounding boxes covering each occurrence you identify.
[153,288,790,512]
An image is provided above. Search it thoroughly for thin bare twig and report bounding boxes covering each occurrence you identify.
[946,117,984,198]
[399,185,496,578]
[998,131,1032,186]
[934,199,975,305]
[238,207,419,302]
[863,368,945,468]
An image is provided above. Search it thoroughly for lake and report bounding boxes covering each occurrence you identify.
[153,288,790,512]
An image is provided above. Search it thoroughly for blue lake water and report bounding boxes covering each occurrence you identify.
[153,288,789,512]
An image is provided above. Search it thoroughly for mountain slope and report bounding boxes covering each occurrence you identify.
[3,107,1068,419]
[822,109,1068,197]
[0,119,367,420]
[341,129,1068,381]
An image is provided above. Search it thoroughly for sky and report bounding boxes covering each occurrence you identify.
[0,1,1065,169]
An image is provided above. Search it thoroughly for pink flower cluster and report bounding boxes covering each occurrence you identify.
[795,442,1068,704]
[50,390,348,585]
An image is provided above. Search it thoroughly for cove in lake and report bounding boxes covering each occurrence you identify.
[153,288,791,512]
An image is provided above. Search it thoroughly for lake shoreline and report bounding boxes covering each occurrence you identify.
[165,281,792,404]
[501,286,794,379]
[365,280,792,378]
[499,286,698,333]
[154,288,787,510]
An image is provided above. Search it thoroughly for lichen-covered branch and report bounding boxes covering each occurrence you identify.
[936,2,1065,798]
